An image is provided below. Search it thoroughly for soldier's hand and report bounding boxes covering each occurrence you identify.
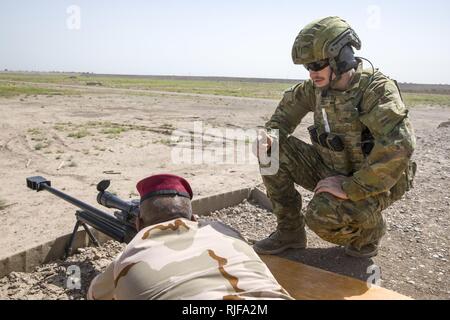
[252,129,273,160]
[314,175,349,200]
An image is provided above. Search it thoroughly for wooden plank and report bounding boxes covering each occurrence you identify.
[260,255,412,300]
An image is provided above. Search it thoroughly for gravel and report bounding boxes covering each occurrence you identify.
[0,241,125,300]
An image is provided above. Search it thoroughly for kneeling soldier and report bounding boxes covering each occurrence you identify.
[253,16,416,258]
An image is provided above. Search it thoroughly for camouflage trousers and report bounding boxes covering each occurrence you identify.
[261,136,392,250]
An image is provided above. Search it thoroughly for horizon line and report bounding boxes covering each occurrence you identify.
[1,69,450,87]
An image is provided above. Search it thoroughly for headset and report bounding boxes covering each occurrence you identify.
[334,45,359,75]
[327,29,362,76]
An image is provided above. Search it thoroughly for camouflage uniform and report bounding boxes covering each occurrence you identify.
[257,17,416,254]
[87,218,293,300]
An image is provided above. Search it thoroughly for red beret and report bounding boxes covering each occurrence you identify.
[136,174,193,203]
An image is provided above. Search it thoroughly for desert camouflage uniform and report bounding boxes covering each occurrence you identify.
[262,61,416,250]
[87,218,293,300]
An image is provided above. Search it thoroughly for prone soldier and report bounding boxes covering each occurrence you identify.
[88,174,293,300]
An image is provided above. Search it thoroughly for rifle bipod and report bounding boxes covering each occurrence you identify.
[65,210,100,258]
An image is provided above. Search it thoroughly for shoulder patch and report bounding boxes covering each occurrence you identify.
[282,82,302,104]
[284,82,302,93]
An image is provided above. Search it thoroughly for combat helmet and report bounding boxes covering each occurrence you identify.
[292,16,361,75]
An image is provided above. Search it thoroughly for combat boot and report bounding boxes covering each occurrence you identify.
[253,228,307,255]
[345,242,379,258]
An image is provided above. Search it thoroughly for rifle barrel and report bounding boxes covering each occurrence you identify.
[26,176,137,244]
[40,183,119,225]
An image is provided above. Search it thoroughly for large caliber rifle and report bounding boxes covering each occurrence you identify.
[26,176,139,257]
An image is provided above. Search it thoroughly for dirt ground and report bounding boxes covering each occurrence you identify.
[0,241,125,300]
[0,86,449,299]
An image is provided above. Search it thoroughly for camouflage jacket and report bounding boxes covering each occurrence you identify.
[87,218,293,300]
[265,62,416,201]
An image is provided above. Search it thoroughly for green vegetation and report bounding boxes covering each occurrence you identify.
[0,82,75,97]
[101,127,128,136]
[27,128,42,135]
[56,121,173,140]
[34,141,51,150]
[34,143,44,150]
[0,72,292,99]
[27,128,51,150]
[68,128,91,139]
[54,124,66,132]
[1,72,449,106]
[402,93,450,107]
[153,138,173,145]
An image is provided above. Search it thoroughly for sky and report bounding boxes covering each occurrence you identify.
[1,0,449,84]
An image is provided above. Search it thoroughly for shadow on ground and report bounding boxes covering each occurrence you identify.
[278,246,376,283]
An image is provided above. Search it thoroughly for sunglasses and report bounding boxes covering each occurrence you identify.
[304,59,329,72]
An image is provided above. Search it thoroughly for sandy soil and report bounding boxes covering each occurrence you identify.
[0,87,449,299]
